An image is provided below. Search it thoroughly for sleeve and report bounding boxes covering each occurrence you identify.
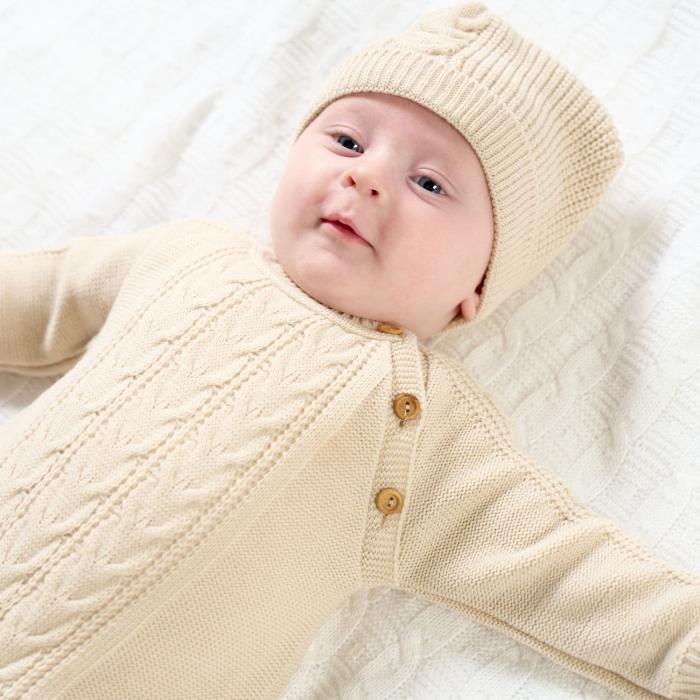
[0,220,191,377]
[397,364,700,700]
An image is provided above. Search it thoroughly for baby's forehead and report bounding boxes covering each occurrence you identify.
[321,92,429,122]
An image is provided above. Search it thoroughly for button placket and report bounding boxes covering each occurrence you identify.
[373,393,420,527]
[361,330,425,586]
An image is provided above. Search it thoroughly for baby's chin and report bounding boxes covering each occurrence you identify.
[295,270,375,318]
[282,249,383,319]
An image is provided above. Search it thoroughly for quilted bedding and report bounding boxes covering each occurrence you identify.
[1,1,698,698]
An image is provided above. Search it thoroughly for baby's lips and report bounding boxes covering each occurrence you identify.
[322,215,372,247]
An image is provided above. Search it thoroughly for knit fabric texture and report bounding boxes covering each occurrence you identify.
[1,219,699,700]
[292,1,625,331]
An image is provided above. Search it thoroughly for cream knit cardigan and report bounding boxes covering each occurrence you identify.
[1,219,699,700]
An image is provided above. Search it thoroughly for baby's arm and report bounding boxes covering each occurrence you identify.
[0,221,183,377]
[398,360,700,700]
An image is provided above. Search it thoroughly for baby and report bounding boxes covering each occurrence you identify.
[1,3,699,700]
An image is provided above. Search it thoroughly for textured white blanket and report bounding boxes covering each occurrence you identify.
[1,1,698,698]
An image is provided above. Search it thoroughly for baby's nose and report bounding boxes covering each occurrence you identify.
[344,166,383,197]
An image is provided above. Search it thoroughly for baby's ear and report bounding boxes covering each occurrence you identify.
[459,271,486,321]
[459,293,481,322]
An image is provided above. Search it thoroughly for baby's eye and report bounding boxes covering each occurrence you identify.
[415,175,445,196]
[333,133,446,197]
[336,134,362,152]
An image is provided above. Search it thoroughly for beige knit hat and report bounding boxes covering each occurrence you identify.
[291,1,625,333]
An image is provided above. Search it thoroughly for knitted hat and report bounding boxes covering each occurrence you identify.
[291,2,624,333]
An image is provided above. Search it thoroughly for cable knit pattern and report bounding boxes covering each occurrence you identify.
[0,220,699,699]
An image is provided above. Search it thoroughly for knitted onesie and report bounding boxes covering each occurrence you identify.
[0,219,699,700]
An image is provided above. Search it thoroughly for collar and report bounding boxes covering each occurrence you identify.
[248,242,412,343]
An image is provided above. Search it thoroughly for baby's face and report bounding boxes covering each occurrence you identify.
[269,92,494,342]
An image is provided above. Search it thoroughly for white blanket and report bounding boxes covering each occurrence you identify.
[1,1,698,698]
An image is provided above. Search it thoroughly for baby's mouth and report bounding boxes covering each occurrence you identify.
[320,219,373,248]
[331,220,355,234]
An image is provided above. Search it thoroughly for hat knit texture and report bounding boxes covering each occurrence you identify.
[292,2,625,332]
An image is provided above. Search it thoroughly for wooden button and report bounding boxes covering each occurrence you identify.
[393,394,420,421]
[376,323,404,335]
[375,488,403,515]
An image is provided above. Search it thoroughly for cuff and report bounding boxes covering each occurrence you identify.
[671,632,700,699]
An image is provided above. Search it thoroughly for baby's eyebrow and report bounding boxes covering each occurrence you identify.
[412,140,464,184]
[418,140,460,169]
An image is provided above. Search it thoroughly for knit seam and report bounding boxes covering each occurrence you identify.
[432,351,575,521]
[2,248,65,258]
